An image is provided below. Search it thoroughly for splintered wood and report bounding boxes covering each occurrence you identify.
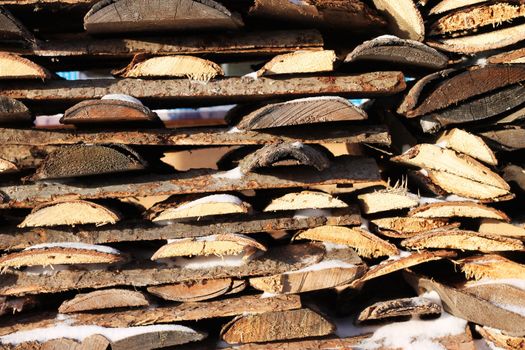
[1,0,525,349]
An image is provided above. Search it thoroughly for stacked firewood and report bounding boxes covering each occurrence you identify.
[0,0,524,349]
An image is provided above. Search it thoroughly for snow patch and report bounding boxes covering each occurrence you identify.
[291,141,304,149]
[24,243,121,255]
[420,117,441,133]
[173,254,245,269]
[260,292,278,299]
[101,94,143,105]
[242,72,258,80]
[293,208,331,219]
[227,127,242,134]
[435,141,448,149]
[322,242,348,252]
[212,167,244,180]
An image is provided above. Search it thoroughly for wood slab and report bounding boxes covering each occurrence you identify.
[429,0,488,15]
[458,254,525,280]
[147,278,241,302]
[59,289,149,313]
[370,0,424,41]
[436,129,497,166]
[0,97,31,124]
[408,201,510,221]
[256,50,335,77]
[480,127,525,150]
[0,52,51,80]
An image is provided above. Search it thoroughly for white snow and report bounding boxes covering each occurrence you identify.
[291,141,304,149]
[260,292,278,299]
[101,94,143,105]
[435,141,448,149]
[173,194,243,213]
[444,195,478,202]
[227,127,242,134]
[0,324,197,345]
[293,209,331,219]
[385,250,412,262]
[492,302,525,316]
[419,168,429,177]
[360,217,370,231]
[288,259,356,274]
[242,72,258,80]
[322,242,348,252]
[212,167,244,180]
[173,254,245,270]
[24,243,121,255]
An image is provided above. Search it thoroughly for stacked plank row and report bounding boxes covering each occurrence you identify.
[0,0,524,349]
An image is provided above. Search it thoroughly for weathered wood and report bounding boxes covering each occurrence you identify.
[0,6,33,43]
[357,297,441,323]
[345,35,448,70]
[0,243,324,295]
[370,0,424,41]
[79,335,110,350]
[109,327,205,350]
[147,278,237,302]
[458,254,525,280]
[59,289,149,313]
[0,52,51,80]
[358,190,419,214]
[0,97,31,124]
[479,219,525,239]
[488,47,525,64]
[0,73,406,107]
[0,207,361,250]
[264,190,347,212]
[83,0,243,34]
[256,50,335,77]
[408,201,510,221]
[480,127,525,150]
[436,129,497,166]
[220,308,335,344]
[220,336,367,350]
[371,217,456,238]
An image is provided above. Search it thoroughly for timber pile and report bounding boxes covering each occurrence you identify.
[0,1,525,349]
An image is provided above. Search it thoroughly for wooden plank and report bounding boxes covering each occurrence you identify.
[0,243,324,295]
[0,124,391,147]
[0,73,406,108]
[0,156,380,208]
[0,207,361,250]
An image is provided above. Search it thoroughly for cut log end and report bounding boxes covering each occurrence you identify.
[257,50,336,76]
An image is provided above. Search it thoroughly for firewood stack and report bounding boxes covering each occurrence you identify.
[0,0,524,349]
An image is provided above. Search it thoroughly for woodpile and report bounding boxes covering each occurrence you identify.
[1,0,525,349]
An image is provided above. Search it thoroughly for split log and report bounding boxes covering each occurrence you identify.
[357,297,441,323]
[107,326,205,350]
[345,35,448,70]
[235,96,367,130]
[0,243,324,295]
[83,0,243,34]
[436,129,497,166]
[256,50,335,77]
[463,283,525,315]
[477,326,525,350]
[0,6,33,43]
[0,294,301,331]
[408,201,510,221]
[113,55,224,81]
[480,127,525,150]
[457,254,525,280]
[147,194,252,222]
[357,190,419,214]
[0,97,31,124]
[294,225,399,258]
[401,229,524,252]
[0,157,17,174]
[0,53,51,80]
[487,47,525,64]
[239,142,330,173]
[0,242,125,268]
[61,98,159,126]
[371,217,456,238]
[478,219,525,239]
[147,278,242,302]
[248,0,386,31]
[0,207,361,250]
[220,336,366,350]
[33,144,146,180]
[18,200,120,228]
[429,0,488,15]
[220,308,335,344]
[150,234,266,260]
[369,0,424,41]
[263,191,347,212]
[0,73,406,107]
[249,245,366,294]
[58,289,149,313]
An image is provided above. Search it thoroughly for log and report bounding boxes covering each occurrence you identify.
[235,96,367,130]
[463,284,525,319]
[458,254,525,280]
[357,297,441,323]
[0,6,33,43]
[147,278,241,302]
[0,97,31,124]
[357,190,419,214]
[0,157,17,174]
[345,35,448,70]
[371,217,456,238]
[256,50,335,77]
[18,200,121,227]
[369,0,424,41]
[83,0,243,34]
[79,335,111,350]
[0,52,51,80]
[429,0,488,15]
[480,127,525,150]
[0,243,324,295]
[0,73,407,107]
[220,308,335,344]
[220,336,366,350]
[408,201,510,221]
[58,289,149,313]
[294,225,399,258]
[263,191,347,212]
[436,129,497,166]
[487,47,525,64]
[401,229,524,252]
[113,55,224,81]
[0,156,380,208]
[478,219,525,239]
[0,207,361,250]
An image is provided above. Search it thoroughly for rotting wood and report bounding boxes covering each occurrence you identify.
[369,0,424,41]
[256,50,336,77]
[408,201,510,221]
[357,190,419,214]
[263,190,347,212]
[0,207,361,250]
[371,217,456,238]
[58,289,149,313]
[235,96,367,130]
[0,97,31,124]
[478,219,525,239]
[83,0,243,34]
[0,243,324,295]
[436,129,497,166]
[147,278,237,302]
[458,254,525,280]
[220,308,335,344]
[480,127,525,150]
[0,52,51,80]
[357,297,441,323]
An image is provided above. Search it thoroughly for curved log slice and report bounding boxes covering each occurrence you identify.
[458,254,525,280]
[18,200,120,228]
[357,297,442,323]
[113,55,224,81]
[239,142,331,173]
[0,52,51,80]
[429,0,489,15]
[59,289,149,313]
[0,97,31,125]
[264,190,347,212]
[249,245,365,294]
[220,308,335,344]
[151,234,266,260]
[236,96,367,130]
[147,278,243,302]
[479,219,525,239]
[0,157,18,174]
[256,50,336,77]
[345,35,448,70]
[488,47,525,64]
[147,194,252,222]
[401,229,524,252]
[408,201,510,221]
[84,0,243,34]
[293,225,398,258]
[371,217,457,239]
[33,144,146,180]
[436,129,497,166]
[370,0,424,41]
[0,242,125,268]
[358,190,419,214]
[477,325,525,350]
[61,96,159,126]
[0,7,34,43]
